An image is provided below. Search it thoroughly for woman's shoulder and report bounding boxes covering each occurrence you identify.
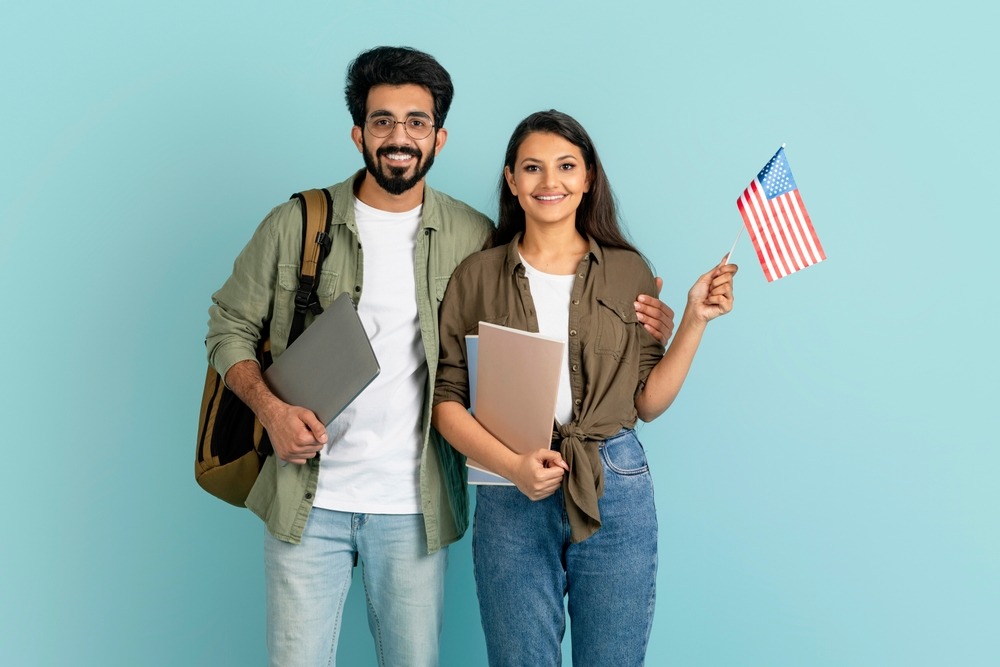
[453,244,509,276]
[600,246,654,276]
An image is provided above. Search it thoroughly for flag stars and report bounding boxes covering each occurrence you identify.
[758,151,796,198]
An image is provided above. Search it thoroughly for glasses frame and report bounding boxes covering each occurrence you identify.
[364,113,437,140]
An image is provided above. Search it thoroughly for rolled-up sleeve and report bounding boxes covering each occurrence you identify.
[636,269,666,388]
[206,210,281,383]
[433,260,473,408]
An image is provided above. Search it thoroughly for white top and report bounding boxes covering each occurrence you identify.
[521,255,575,426]
[313,198,425,514]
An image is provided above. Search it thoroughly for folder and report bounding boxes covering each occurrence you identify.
[263,292,380,425]
[465,322,564,485]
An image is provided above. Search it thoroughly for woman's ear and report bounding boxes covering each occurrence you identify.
[504,166,517,196]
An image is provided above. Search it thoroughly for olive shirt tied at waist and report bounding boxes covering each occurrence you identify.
[434,233,665,542]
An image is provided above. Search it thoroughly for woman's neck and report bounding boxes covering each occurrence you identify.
[519,224,589,275]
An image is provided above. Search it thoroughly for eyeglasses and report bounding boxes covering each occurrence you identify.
[365,114,436,140]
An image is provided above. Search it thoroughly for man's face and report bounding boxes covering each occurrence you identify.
[353,84,446,196]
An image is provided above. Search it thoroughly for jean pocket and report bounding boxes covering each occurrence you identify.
[600,432,649,476]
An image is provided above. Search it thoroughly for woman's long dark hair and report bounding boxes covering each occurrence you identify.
[494,110,639,254]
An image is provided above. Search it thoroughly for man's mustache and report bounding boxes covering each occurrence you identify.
[377,145,421,158]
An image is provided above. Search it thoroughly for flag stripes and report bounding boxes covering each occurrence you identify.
[737,149,825,282]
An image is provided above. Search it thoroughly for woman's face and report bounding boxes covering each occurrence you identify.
[504,131,592,230]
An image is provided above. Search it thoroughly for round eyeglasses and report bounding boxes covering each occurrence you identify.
[365,114,436,140]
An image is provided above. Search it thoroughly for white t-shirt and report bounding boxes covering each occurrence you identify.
[521,255,575,426]
[313,198,425,514]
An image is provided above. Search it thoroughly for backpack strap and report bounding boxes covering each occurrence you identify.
[288,189,334,345]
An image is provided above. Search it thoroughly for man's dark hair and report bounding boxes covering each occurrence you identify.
[345,46,455,128]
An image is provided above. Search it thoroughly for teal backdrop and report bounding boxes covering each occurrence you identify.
[2,1,997,665]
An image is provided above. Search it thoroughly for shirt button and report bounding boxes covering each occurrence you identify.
[569,330,577,336]
[305,492,314,500]
[572,300,580,305]
[574,399,582,406]
[571,364,578,372]
[354,285,361,292]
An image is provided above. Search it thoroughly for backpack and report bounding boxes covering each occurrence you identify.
[195,189,333,506]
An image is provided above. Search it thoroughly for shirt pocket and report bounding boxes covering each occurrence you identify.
[464,313,509,336]
[316,268,342,307]
[274,265,341,341]
[595,297,637,360]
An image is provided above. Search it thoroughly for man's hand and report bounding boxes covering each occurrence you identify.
[259,402,328,465]
[635,277,675,346]
[224,359,328,465]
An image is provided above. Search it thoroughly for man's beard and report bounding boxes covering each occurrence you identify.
[362,137,436,196]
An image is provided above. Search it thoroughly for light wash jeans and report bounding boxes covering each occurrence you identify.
[264,509,447,667]
[473,429,658,667]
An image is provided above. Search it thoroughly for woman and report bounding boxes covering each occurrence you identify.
[433,110,737,666]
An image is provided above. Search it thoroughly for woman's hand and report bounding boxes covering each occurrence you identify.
[508,449,568,501]
[687,259,738,323]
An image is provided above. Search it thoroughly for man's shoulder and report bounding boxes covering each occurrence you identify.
[425,186,493,229]
[256,175,351,240]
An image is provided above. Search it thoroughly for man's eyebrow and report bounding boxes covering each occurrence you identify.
[367,109,433,118]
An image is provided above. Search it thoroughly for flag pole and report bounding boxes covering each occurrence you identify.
[724,224,743,265]
[725,141,784,265]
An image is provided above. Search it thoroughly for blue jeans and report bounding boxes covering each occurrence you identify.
[473,429,658,667]
[264,509,447,667]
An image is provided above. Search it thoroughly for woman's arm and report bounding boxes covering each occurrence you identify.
[433,402,567,501]
[635,261,738,422]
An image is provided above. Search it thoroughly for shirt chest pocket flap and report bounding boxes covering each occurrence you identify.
[275,265,341,338]
[595,297,637,359]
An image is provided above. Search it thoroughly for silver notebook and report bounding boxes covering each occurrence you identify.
[264,292,380,425]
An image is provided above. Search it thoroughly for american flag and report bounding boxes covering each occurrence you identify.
[737,147,825,282]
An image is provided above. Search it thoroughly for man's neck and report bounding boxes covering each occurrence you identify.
[355,172,425,213]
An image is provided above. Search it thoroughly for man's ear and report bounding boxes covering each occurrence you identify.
[433,127,448,155]
[351,125,364,153]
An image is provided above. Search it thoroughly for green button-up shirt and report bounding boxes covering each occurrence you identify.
[207,171,493,551]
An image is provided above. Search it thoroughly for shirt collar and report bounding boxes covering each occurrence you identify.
[503,231,604,275]
[336,169,440,231]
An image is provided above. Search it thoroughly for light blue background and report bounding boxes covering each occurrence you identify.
[2,1,997,665]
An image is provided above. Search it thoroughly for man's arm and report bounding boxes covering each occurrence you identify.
[225,360,327,465]
[207,204,327,465]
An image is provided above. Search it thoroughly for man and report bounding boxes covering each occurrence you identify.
[206,46,674,666]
